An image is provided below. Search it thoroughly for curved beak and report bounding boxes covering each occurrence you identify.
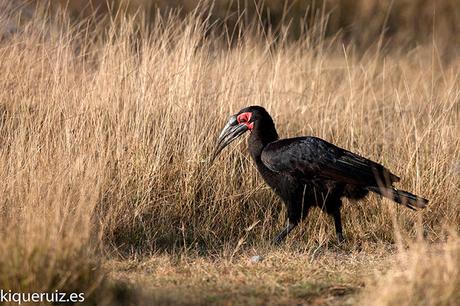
[211,115,249,162]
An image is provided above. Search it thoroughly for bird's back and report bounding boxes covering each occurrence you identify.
[261,136,400,188]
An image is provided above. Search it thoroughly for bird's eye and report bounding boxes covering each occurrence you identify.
[237,112,252,124]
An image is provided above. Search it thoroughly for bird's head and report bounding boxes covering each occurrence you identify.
[211,106,269,162]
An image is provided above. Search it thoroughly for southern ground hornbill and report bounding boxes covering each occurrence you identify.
[212,106,428,244]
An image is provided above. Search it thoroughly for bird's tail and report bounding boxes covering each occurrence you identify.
[367,186,428,210]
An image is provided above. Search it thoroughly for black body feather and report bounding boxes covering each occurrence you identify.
[220,106,428,243]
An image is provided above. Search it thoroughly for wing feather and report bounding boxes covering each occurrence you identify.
[261,137,399,187]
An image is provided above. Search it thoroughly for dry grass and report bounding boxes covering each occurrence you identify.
[107,247,386,305]
[360,233,460,306]
[58,0,460,51]
[0,2,459,304]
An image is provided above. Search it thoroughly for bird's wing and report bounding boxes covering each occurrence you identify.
[261,137,399,187]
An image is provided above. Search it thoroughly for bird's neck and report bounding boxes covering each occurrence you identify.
[248,120,279,162]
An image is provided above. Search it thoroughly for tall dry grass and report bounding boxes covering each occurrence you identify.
[57,0,460,51]
[0,2,458,303]
[360,233,460,306]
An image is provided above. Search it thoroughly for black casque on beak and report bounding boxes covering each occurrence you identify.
[211,115,249,162]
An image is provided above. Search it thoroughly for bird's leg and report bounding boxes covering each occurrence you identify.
[273,221,297,245]
[332,209,344,243]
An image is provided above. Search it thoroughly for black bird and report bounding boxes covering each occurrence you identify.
[212,106,428,244]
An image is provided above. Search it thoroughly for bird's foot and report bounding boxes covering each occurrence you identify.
[273,235,285,246]
[273,222,296,246]
[336,232,345,244]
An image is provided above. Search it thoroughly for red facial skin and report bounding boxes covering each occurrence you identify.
[237,112,254,130]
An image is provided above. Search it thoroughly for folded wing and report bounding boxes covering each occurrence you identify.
[261,137,400,187]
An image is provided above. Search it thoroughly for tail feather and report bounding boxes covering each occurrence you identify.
[367,186,428,210]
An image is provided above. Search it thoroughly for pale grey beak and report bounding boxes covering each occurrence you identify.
[211,115,249,162]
